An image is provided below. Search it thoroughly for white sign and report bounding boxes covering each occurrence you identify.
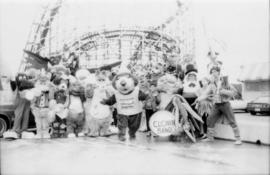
[149,110,176,137]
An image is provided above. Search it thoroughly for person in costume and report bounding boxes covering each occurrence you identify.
[101,68,148,141]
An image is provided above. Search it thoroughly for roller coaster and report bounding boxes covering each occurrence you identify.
[20,0,195,73]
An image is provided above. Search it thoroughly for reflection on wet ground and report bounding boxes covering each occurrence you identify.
[1,133,269,175]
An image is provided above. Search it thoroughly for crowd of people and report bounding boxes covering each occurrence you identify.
[3,50,242,145]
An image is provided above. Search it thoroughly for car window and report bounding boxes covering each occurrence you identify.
[255,96,270,103]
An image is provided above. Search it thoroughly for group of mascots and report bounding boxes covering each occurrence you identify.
[4,63,204,142]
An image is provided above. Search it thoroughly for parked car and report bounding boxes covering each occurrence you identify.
[0,76,36,137]
[247,96,270,115]
[230,99,248,112]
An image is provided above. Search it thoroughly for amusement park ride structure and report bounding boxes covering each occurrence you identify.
[19,0,196,73]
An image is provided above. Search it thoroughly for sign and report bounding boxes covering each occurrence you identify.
[149,110,176,137]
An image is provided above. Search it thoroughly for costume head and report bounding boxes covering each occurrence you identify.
[157,74,182,94]
[49,65,70,81]
[15,73,34,91]
[53,76,69,92]
[75,69,92,86]
[112,69,138,95]
[184,64,198,82]
[36,69,51,85]
[95,70,111,88]
[183,64,199,93]
[69,80,83,94]
[26,68,40,82]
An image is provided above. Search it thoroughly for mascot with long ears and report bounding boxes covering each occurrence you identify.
[101,68,148,141]
[86,70,114,137]
[156,74,203,142]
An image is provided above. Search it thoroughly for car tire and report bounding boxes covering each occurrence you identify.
[250,111,257,115]
[0,117,8,137]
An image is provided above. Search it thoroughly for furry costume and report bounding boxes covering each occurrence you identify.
[66,79,85,137]
[156,74,203,142]
[3,73,34,139]
[86,70,113,137]
[30,70,53,139]
[102,71,148,141]
[49,77,70,138]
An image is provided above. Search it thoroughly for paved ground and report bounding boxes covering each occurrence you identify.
[1,131,269,175]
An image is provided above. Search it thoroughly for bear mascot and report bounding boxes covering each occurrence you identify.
[48,76,70,138]
[101,69,148,141]
[156,74,203,142]
[66,77,86,138]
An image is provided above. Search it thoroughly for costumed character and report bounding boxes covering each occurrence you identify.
[66,78,86,137]
[101,68,148,141]
[31,70,54,139]
[49,64,70,82]
[48,76,70,138]
[3,72,35,139]
[155,74,203,142]
[86,70,114,137]
[182,64,200,106]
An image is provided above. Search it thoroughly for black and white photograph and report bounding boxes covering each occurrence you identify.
[0,0,269,174]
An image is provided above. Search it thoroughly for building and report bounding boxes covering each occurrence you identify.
[238,62,270,101]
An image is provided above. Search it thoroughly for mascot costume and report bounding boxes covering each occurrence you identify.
[31,70,53,139]
[182,64,200,106]
[86,70,114,137]
[156,74,203,142]
[102,68,148,141]
[66,77,86,138]
[3,72,35,139]
[49,76,70,138]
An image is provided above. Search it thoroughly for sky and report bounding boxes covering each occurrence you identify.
[0,0,269,82]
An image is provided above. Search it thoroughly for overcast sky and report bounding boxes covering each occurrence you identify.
[0,0,269,81]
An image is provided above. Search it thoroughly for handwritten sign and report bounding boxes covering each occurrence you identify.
[149,110,176,137]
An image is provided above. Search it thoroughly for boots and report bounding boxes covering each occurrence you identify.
[232,127,242,145]
[202,128,215,142]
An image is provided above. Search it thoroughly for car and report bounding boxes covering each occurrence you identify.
[0,76,36,137]
[230,99,248,112]
[247,96,270,115]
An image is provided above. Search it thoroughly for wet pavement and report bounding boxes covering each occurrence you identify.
[1,132,269,175]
